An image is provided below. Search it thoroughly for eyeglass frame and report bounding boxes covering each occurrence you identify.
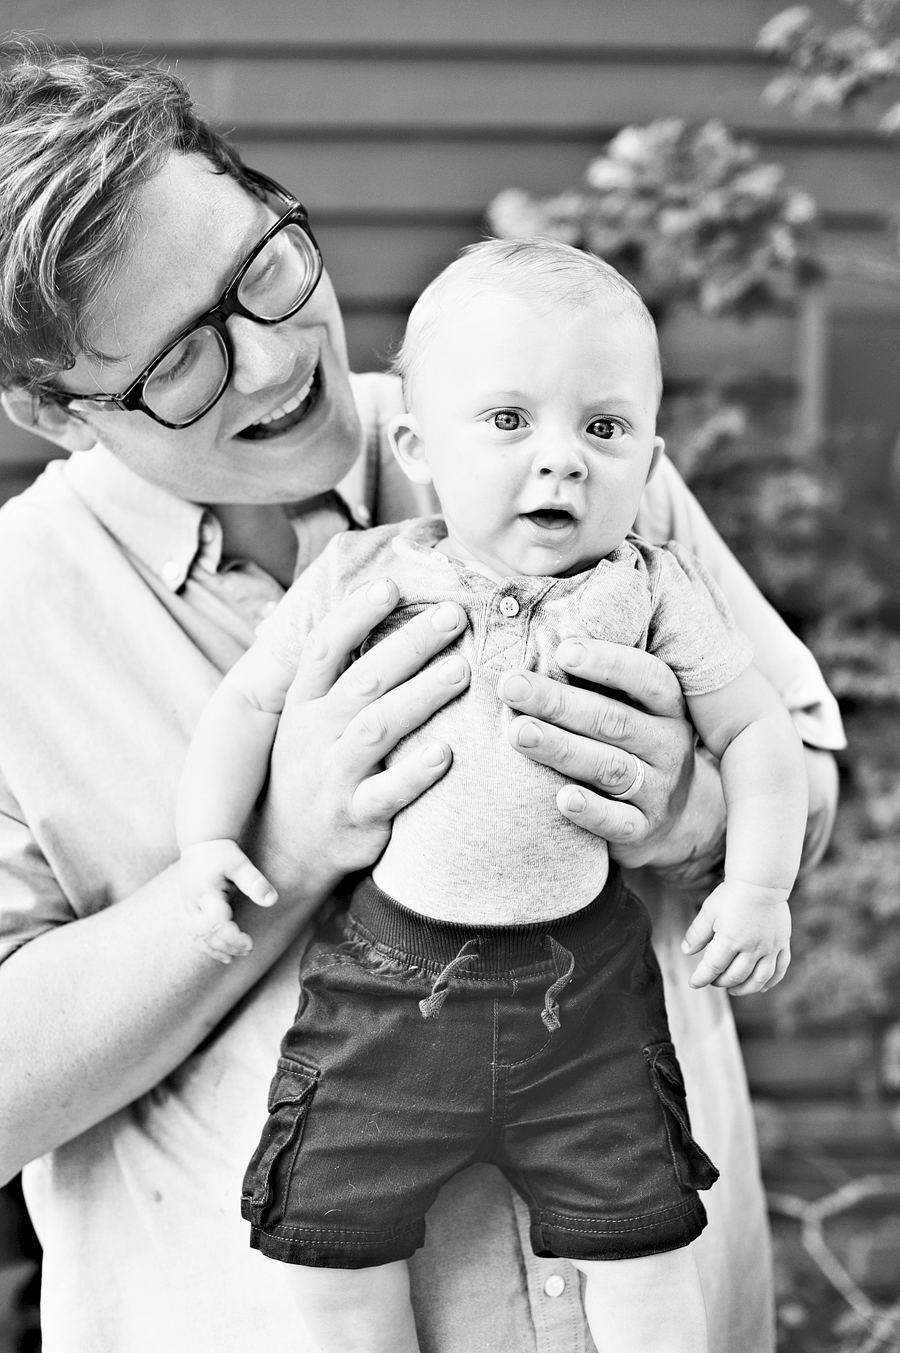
[49,167,324,430]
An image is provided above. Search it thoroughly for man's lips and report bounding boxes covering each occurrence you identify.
[235,365,322,441]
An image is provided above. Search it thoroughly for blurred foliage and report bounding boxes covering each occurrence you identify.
[758,0,900,129]
[488,103,900,1040]
[487,119,824,322]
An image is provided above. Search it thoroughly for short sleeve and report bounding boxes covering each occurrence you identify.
[254,535,347,677]
[0,776,76,966]
[647,541,755,696]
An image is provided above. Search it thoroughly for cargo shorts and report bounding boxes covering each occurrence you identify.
[241,869,718,1268]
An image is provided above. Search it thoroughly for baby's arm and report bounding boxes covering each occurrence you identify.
[681,665,808,995]
[176,643,296,964]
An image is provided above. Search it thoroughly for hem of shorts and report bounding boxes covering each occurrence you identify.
[246,1219,426,1268]
[530,1195,707,1261]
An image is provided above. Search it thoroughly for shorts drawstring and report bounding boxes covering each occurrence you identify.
[541,937,576,1032]
[418,935,576,1027]
[419,940,480,1019]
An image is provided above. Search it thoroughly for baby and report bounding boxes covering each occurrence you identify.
[177,239,807,1353]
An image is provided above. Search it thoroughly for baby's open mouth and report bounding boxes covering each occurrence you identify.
[523,508,576,529]
[236,365,322,441]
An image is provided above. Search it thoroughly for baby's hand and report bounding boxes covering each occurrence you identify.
[179,840,278,965]
[681,879,791,996]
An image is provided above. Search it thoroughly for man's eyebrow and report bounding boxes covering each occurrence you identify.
[92,197,272,370]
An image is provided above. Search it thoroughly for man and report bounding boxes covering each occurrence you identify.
[0,43,842,1353]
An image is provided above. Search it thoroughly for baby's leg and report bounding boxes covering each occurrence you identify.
[285,1259,420,1353]
[573,1246,707,1353]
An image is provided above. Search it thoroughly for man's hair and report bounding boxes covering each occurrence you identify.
[0,39,249,395]
[393,236,663,409]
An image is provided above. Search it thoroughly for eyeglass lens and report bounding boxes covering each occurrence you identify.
[142,222,320,424]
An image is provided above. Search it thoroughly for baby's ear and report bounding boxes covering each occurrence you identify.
[388,412,433,485]
[647,436,665,482]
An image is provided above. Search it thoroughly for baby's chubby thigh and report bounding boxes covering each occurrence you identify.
[573,1247,708,1353]
[374,664,610,924]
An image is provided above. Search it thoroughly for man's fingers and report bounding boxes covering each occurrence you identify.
[507,714,645,799]
[291,579,402,700]
[555,784,646,846]
[499,670,653,756]
[298,600,468,730]
[557,639,687,718]
[340,654,469,771]
[352,742,453,825]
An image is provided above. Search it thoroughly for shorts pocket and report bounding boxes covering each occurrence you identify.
[241,1057,319,1224]
[644,1041,719,1192]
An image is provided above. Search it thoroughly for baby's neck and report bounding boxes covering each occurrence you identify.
[435,536,508,583]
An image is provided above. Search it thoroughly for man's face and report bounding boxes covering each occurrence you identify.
[55,153,361,505]
[404,290,663,578]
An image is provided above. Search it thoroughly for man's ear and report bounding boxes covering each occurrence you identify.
[647,436,665,482]
[1,389,98,453]
[387,412,432,485]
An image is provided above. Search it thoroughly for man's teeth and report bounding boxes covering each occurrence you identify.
[257,375,314,426]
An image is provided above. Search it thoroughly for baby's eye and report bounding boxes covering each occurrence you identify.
[490,410,525,432]
[587,418,625,440]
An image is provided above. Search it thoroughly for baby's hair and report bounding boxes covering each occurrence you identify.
[392,236,662,409]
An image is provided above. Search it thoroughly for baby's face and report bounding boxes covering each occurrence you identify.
[396,290,664,578]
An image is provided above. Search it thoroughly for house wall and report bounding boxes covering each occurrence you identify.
[2,0,898,497]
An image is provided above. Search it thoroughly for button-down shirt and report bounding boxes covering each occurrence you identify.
[0,373,843,1353]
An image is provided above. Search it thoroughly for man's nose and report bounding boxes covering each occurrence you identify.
[227,314,300,393]
[531,437,588,481]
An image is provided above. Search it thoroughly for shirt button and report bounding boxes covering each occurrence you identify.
[499,596,520,618]
[543,1274,566,1298]
[160,560,181,585]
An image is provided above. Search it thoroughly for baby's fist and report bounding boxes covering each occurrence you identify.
[682,879,791,996]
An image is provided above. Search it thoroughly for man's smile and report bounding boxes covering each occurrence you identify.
[235,363,322,441]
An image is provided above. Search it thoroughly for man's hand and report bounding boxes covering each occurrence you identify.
[497,638,704,872]
[249,578,470,900]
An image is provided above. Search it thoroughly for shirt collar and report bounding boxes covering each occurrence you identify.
[62,445,220,590]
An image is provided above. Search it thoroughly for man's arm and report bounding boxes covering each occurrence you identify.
[0,582,469,1184]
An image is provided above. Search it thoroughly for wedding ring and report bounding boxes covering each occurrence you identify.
[605,754,645,802]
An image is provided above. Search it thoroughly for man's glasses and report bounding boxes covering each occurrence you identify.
[52,168,323,430]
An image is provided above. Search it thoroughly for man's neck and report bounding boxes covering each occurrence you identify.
[210,502,299,588]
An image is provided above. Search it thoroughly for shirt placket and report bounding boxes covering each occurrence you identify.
[511,1192,593,1353]
[479,579,550,673]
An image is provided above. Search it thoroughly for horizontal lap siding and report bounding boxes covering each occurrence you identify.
[0,0,890,485]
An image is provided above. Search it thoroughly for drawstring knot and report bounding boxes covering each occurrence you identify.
[541,937,575,1031]
[419,940,480,1019]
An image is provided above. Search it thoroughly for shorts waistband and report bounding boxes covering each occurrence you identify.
[346,868,625,972]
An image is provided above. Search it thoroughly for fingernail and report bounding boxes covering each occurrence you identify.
[558,640,586,668]
[499,673,531,702]
[517,721,543,748]
[432,603,461,632]
[438,656,466,684]
[263,890,278,906]
[422,744,445,767]
[367,580,392,605]
[564,789,585,813]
